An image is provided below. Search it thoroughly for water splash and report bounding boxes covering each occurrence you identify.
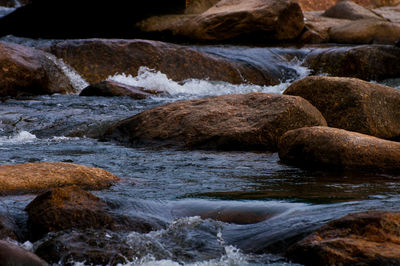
[108,67,289,98]
[0,131,37,144]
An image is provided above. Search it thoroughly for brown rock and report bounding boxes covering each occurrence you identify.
[79,80,161,99]
[329,19,400,44]
[0,41,75,97]
[0,240,47,265]
[0,162,119,195]
[47,39,279,86]
[184,0,219,14]
[0,214,19,240]
[278,126,400,172]
[303,45,400,80]
[104,93,327,151]
[286,211,400,265]
[284,76,400,139]
[323,0,386,20]
[139,0,305,43]
[351,0,400,8]
[297,0,337,11]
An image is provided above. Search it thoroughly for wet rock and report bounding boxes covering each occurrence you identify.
[104,93,327,151]
[0,240,47,265]
[329,19,400,44]
[0,41,75,97]
[303,45,400,80]
[323,0,386,20]
[278,126,400,172]
[0,214,19,241]
[138,0,304,43]
[286,211,400,265]
[0,162,119,195]
[80,80,161,99]
[46,39,279,86]
[284,76,400,139]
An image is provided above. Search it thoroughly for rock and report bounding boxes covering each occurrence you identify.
[329,19,400,44]
[284,76,400,139]
[278,126,400,172]
[46,39,279,85]
[352,0,400,8]
[0,240,47,265]
[323,0,386,20]
[80,80,161,99]
[184,0,219,14]
[0,214,19,241]
[0,41,75,97]
[103,93,327,151]
[0,0,187,38]
[138,0,305,43]
[0,162,119,195]
[303,45,400,80]
[286,211,400,265]
[297,0,337,11]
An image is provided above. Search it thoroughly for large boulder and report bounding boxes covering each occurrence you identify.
[329,19,400,44]
[103,93,327,151]
[0,162,119,195]
[303,45,400,80]
[287,211,400,265]
[46,39,279,86]
[0,240,47,266]
[0,41,75,97]
[138,0,305,43]
[278,126,400,172]
[323,0,386,20]
[284,76,400,139]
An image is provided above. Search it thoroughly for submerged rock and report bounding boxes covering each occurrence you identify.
[80,80,162,99]
[103,93,327,151]
[0,240,47,266]
[0,162,119,195]
[0,41,75,97]
[278,126,400,172]
[284,76,400,139]
[303,45,400,80]
[323,0,386,20]
[287,211,400,265]
[46,39,279,86]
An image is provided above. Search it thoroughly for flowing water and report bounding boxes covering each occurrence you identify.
[1,39,400,265]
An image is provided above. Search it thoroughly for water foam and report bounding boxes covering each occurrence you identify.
[0,131,37,144]
[108,67,290,98]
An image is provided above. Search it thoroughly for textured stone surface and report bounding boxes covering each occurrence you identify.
[323,0,386,20]
[0,240,47,265]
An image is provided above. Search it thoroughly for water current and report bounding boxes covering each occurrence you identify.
[0,38,400,265]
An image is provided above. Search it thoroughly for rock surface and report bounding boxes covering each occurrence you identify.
[0,41,75,97]
[287,211,400,265]
[323,0,386,20]
[0,240,47,266]
[284,76,400,139]
[278,126,400,172]
[80,80,161,99]
[0,162,119,195]
[184,0,219,14]
[46,39,279,85]
[104,93,327,151]
[303,45,400,80]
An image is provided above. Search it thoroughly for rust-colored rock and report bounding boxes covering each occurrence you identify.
[284,76,400,139]
[104,93,327,151]
[287,211,400,265]
[0,240,47,266]
[0,162,119,195]
[139,0,304,43]
[297,0,337,11]
[323,0,386,20]
[80,80,161,99]
[0,41,75,97]
[303,45,400,80]
[278,126,400,172]
[46,39,279,86]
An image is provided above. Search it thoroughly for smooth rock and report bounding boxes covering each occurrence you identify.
[0,41,75,97]
[0,240,47,265]
[80,80,161,99]
[0,162,119,195]
[278,126,400,172]
[184,0,219,14]
[323,0,386,20]
[286,211,400,265]
[284,76,400,139]
[329,19,400,44]
[103,93,327,151]
[46,39,279,85]
[138,0,304,43]
[303,45,400,80]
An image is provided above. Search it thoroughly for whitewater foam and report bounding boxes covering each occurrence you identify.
[0,131,37,144]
